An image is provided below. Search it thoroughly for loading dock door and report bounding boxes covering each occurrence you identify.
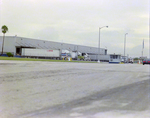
[105,50,107,55]
[16,47,21,55]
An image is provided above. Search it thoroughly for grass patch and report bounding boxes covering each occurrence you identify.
[0,56,96,63]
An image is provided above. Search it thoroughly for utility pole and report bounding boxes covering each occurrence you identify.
[124,33,128,62]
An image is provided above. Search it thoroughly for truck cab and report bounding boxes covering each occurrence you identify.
[78,52,91,61]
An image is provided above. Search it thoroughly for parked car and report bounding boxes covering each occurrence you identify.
[143,59,150,65]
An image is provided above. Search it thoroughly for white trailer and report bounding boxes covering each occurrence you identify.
[21,48,60,59]
[88,54,109,62]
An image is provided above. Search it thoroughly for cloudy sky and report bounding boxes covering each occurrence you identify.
[0,0,149,57]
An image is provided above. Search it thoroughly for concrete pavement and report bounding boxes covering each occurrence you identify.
[0,60,149,118]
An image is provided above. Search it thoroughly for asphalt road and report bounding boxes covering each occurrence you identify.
[0,60,149,118]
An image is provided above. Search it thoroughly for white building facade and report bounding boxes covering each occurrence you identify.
[0,36,107,60]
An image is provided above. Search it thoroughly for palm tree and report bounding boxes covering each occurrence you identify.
[1,25,8,55]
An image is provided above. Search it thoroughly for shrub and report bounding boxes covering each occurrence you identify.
[6,52,13,57]
[133,58,139,60]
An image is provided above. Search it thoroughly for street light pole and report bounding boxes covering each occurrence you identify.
[98,26,108,63]
[124,33,128,62]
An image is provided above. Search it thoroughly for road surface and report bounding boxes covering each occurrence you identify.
[0,60,149,118]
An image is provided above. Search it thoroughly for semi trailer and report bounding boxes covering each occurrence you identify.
[21,48,71,60]
[69,51,91,61]
[21,48,92,61]
[88,54,109,62]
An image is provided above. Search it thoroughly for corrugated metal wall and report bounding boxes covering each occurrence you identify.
[0,36,107,55]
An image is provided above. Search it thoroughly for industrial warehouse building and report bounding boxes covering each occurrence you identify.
[0,36,122,62]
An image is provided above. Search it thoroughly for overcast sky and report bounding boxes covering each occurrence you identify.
[0,0,149,57]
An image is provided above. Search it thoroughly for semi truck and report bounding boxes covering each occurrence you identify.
[21,48,71,60]
[62,51,91,61]
[21,48,91,61]
[66,51,91,61]
[78,52,91,61]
